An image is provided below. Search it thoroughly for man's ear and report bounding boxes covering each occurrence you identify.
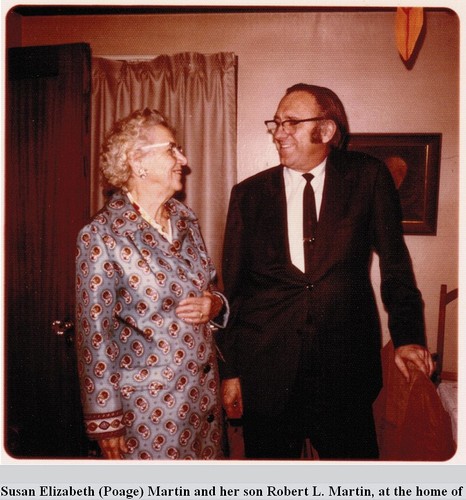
[321,120,337,144]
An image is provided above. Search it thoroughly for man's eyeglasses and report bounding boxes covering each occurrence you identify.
[264,117,325,134]
[139,142,184,157]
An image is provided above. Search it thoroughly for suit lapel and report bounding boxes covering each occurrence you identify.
[266,166,310,280]
[266,166,295,265]
[309,152,354,280]
[268,166,288,247]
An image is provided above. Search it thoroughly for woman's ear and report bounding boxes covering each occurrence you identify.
[127,149,148,179]
[321,120,337,145]
[127,149,141,173]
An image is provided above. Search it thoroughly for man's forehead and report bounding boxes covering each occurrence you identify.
[275,91,318,117]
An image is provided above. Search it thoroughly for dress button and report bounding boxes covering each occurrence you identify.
[203,364,211,374]
[207,414,215,423]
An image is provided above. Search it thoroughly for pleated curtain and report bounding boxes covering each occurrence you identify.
[91,52,238,279]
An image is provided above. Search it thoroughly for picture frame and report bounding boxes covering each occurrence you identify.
[346,133,442,235]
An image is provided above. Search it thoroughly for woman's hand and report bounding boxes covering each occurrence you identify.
[175,291,223,324]
[98,435,128,460]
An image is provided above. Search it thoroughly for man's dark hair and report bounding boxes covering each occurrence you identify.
[286,83,349,150]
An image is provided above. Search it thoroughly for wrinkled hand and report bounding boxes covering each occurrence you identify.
[176,291,222,324]
[98,435,128,460]
[222,377,243,419]
[394,343,434,382]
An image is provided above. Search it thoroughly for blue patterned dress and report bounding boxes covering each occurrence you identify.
[75,191,227,459]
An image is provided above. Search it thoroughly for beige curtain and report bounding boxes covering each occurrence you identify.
[91,52,237,280]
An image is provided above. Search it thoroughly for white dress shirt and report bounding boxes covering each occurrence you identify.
[283,159,326,272]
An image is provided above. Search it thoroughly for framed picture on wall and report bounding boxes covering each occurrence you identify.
[346,133,442,235]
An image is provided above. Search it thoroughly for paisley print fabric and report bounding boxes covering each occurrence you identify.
[75,192,227,459]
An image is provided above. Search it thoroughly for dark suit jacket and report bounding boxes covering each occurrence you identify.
[217,149,425,416]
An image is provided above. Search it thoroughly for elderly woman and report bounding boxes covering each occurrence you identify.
[75,108,228,460]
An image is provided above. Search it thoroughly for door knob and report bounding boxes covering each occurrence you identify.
[52,320,74,335]
[52,320,75,346]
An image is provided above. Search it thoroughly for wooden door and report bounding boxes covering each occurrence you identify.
[5,43,92,457]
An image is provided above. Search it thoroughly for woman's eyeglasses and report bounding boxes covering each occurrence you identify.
[139,142,183,157]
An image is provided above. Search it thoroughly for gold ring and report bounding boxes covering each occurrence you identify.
[199,311,203,320]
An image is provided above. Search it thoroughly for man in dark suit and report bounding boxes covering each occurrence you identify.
[218,84,433,460]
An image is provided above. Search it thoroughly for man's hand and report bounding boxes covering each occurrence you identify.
[394,343,434,382]
[222,377,243,419]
